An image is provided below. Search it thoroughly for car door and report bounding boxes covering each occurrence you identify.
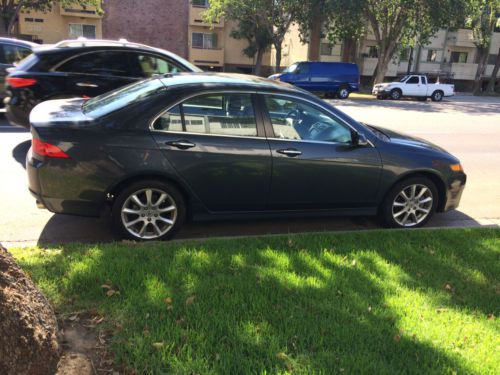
[260,94,382,210]
[53,50,139,98]
[151,92,272,212]
[403,76,423,96]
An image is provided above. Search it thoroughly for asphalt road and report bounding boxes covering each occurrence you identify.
[1,95,499,247]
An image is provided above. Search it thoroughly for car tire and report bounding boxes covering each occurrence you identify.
[376,95,384,100]
[390,89,402,100]
[338,86,350,99]
[379,176,438,229]
[111,180,186,241]
[431,90,444,102]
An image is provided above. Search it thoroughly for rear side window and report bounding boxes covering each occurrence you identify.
[56,51,133,77]
[154,93,258,137]
[82,78,165,117]
[1,44,32,64]
[134,54,185,78]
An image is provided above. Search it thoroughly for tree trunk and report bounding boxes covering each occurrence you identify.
[254,48,264,76]
[0,17,8,36]
[372,52,392,85]
[473,47,489,95]
[341,38,357,63]
[274,43,282,73]
[307,2,323,61]
[486,48,500,93]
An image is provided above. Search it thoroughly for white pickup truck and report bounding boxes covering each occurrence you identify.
[372,75,454,102]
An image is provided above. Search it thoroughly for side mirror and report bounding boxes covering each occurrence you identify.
[354,132,369,147]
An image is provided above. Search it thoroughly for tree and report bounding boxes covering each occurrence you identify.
[486,46,500,93]
[468,0,500,94]
[364,0,469,84]
[1,1,101,36]
[204,0,300,74]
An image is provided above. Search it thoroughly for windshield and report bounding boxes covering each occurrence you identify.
[283,63,299,73]
[394,75,409,82]
[82,78,165,117]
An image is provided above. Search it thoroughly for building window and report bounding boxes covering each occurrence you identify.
[399,48,410,61]
[69,24,96,39]
[320,43,341,56]
[192,0,209,7]
[450,51,468,63]
[367,45,378,58]
[192,32,218,49]
[426,49,438,62]
[488,54,498,65]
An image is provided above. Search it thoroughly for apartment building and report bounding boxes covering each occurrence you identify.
[18,3,102,43]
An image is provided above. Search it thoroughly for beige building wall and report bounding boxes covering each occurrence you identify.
[19,4,102,44]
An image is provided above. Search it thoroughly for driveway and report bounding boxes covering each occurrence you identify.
[1,95,499,247]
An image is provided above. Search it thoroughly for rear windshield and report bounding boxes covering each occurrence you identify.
[82,78,165,117]
[14,53,39,71]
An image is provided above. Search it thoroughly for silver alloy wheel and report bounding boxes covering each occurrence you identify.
[121,188,177,240]
[339,88,349,99]
[433,91,442,101]
[391,90,401,100]
[392,184,433,227]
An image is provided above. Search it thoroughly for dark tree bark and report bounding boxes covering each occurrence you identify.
[486,48,500,93]
[473,46,489,94]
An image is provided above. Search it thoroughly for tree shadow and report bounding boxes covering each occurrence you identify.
[16,228,499,373]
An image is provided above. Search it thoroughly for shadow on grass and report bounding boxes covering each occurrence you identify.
[14,228,500,374]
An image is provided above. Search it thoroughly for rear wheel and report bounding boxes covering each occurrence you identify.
[338,86,350,99]
[390,89,402,100]
[431,90,444,102]
[379,177,438,228]
[112,180,186,241]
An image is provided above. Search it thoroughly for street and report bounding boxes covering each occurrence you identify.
[1,95,499,247]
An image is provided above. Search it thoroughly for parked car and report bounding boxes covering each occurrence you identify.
[27,73,466,241]
[269,62,360,99]
[5,38,202,128]
[0,37,38,104]
[372,75,455,101]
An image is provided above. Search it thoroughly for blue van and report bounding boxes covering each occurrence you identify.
[268,61,360,99]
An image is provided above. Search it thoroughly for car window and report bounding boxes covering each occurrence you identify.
[297,63,309,75]
[154,93,258,137]
[264,96,352,144]
[56,51,133,76]
[1,44,32,65]
[135,54,184,77]
[407,76,419,84]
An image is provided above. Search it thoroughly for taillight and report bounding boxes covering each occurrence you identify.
[6,77,37,88]
[32,139,70,159]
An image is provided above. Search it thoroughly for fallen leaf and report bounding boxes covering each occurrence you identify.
[436,308,448,313]
[164,297,173,304]
[185,296,195,306]
[101,284,112,290]
[152,342,164,349]
[167,305,174,311]
[487,314,495,320]
[351,260,357,267]
[68,315,78,321]
[106,290,116,297]
[444,283,453,293]
[394,334,401,343]
[368,306,372,313]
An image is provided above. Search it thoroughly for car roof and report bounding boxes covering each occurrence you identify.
[159,72,305,93]
[0,37,39,48]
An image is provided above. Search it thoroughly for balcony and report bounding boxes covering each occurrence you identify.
[59,4,101,18]
[451,63,478,80]
[189,5,224,28]
[447,29,476,48]
[190,47,224,66]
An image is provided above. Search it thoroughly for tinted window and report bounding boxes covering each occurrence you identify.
[153,105,183,132]
[82,78,164,117]
[264,96,352,143]
[57,51,132,76]
[135,54,184,77]
[297,63,309,74]
[154,93,258,137]
[406,76,419,84]
[1,44,32,64]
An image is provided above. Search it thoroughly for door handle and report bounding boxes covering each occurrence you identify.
[277,148,302,157]
[165,140,196,150]
[76,82,98,88]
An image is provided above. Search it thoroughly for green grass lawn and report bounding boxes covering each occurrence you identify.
[11,228,500,374]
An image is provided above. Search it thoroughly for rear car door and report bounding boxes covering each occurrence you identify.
[53,50,139,97]
[0,43,32,97]
[260,94,382,210]
[151,92,272,212]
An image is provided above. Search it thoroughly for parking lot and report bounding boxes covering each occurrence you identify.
[1,94,499,247]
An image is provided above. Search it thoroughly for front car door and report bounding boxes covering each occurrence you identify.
[260,94,382,211]
[403,75,423,96]
[151,92,272,212]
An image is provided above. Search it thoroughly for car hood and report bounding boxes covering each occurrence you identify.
[368,124,448,153]
[268,73,281,80]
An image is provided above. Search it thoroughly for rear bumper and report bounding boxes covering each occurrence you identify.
[27,149,102,217]
[4,96,31,128]
[443,173,466,212]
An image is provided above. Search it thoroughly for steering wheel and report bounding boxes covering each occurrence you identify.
[286,109,301,121]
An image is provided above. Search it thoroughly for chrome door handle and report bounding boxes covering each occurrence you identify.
[76,82,98,88]
[277,148,302,157]
[165,140,196,150]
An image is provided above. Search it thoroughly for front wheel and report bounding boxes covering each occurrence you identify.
[379,177,438,228]
[390,89,402,100]
[112,180,186,241]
